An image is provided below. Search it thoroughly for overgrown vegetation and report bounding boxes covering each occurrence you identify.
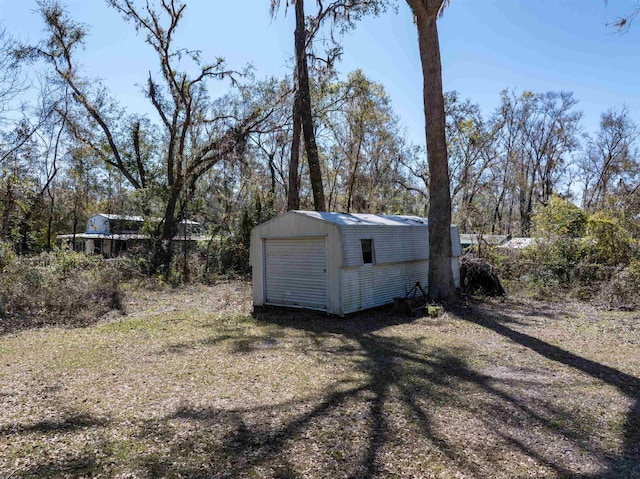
[0,2,638,475]
[484,197,640,309]
[0,244,129,332]
[460,256,505,297]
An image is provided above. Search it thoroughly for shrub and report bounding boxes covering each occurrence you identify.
[0,248,126,332]
[200,235,251,279]
[168,246,210,285]
[532,195,588,239]
[597,259,640,310]
[460,256,506,297]
[583,212,636,266]
[0,241,15,270]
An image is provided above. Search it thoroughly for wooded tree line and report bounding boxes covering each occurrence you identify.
[0,1,638,278]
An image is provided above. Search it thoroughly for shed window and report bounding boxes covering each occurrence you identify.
[361,239,374,264]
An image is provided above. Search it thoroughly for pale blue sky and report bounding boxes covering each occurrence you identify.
[1,0,639,145]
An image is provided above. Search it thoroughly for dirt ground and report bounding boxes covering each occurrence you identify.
[0,281,638,478]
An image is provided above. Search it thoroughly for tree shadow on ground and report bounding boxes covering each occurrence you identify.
[7,302,639,478]
[0,412,108,436]
[451,302,640,479]
[2,412,108,478]
[124,303,636,478]
[15,454,100,478]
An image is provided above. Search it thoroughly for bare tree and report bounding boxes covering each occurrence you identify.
[489,90,581,236]
[271,0,391,211]
[271,0,325,211]
[445,91,500,232]
[516,91,581,235]
[0,95,66,250]
[0,28,24,120]
[606,1,640,31]
[317,70,414,213]
[580,107,639,211]
[36,0,270,271]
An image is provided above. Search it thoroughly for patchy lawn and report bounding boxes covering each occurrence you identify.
[0,282,638,478]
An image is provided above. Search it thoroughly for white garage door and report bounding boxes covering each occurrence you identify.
[265,237,327,310]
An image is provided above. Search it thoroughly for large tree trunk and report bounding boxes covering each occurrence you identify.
[294,0,325,211]
[288,85,302,210]
[409,1,453,301]
[151,186,180,274]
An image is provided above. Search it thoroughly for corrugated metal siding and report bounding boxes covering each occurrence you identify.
[450,226,462,257]
[339,225,429,267]
[359,265,375,310]
[451,257,460,288]
[339,224,460,268]
[264,237,328,310]
[341,260,429,314]
[341,268,359,314]
[450,226,461,288]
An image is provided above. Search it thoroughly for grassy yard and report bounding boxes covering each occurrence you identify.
[0,282,639,478]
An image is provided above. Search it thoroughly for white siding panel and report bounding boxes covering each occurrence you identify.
[265,237,327,310]
[359,265,375,310]
[340,226,429,267]
[341,268,359,314]
[86,215,109,234]
[340,224,460,268]
[372,261,429,308]
[451,257,461,288]
[341,260,429,314]
[450,225,462,257]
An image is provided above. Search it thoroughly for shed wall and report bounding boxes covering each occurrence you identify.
[250,213,341,313]
[339,224,460,292]
[339,225,429,267]
[251,212,463,315]
[450,225,462,289]
[452,258,460,288]
[341,260,429,314]
[450,226,462,257]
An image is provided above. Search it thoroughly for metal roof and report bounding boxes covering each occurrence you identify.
[459,234,511,246]
[57,233,211,241]
[499,237,537,249]
[96,214,146,222]
[293,210,430,227]
[92,214,200,225]
[57,233,150,240]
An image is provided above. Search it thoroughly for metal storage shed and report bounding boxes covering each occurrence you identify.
[250,211,462,315]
